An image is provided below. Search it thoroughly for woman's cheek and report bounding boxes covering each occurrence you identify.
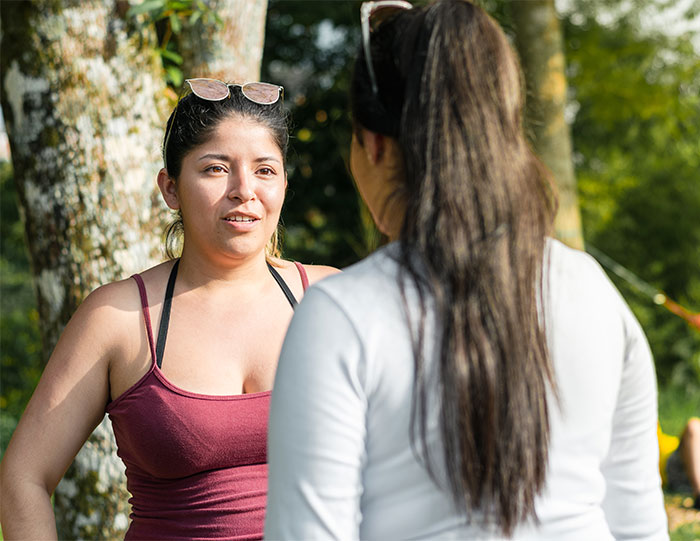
[263,180,286,209]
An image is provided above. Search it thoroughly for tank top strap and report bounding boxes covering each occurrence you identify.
[268,263,298,309]
[155,259,179,369]
[131,273,158,367]
[294,261,309,291]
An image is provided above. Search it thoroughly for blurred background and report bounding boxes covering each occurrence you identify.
[1,0,699,537]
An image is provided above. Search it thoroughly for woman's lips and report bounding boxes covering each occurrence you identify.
[222,214,260,231]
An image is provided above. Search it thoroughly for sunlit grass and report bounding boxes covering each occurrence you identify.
[666,494,700,540]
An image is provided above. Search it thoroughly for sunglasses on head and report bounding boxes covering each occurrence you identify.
[361,1,413,96]
[163,78,284,172]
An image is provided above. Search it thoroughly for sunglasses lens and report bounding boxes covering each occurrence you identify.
[187,78,230,100]
[241,83,282,105]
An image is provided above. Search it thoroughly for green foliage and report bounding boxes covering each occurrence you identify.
[563,2,700,384]
[658,378,700,438]
[0,161,42,457]
[127,0,222,87]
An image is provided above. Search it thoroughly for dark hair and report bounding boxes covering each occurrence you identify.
[351,0,558,535]
[162,86,289,259]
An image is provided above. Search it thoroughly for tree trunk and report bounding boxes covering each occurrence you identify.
[179,0,269,82]
[1,1,169,537]
[509,0,584,249]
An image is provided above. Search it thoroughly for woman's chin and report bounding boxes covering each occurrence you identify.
[221,237,268,261]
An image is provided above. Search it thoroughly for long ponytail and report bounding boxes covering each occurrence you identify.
[352,0,558,534]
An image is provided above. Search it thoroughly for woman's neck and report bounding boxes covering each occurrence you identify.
[176,246,271,294]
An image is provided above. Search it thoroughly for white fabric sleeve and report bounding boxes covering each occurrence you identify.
[600,305,669,541]
[264,287,367,540]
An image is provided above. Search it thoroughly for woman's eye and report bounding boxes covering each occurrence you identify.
[257,167,275,176]
[205,165,227,174]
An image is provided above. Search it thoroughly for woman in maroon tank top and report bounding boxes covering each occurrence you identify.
[0,78,338,540]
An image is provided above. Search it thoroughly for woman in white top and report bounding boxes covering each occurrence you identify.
[265,0,668,539]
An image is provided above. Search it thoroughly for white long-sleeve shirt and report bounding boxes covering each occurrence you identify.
[265,240,668,540]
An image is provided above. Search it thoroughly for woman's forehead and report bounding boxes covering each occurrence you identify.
[186,116,283,161]
[210,116,280,147]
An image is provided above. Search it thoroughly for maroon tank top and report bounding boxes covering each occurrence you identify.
[106,261,308,540]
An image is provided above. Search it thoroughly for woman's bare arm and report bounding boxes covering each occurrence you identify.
[0,281,134,539]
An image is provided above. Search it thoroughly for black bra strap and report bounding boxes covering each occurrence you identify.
[268,263,298,309]
[155,260,293,368]
[155,259,179,368]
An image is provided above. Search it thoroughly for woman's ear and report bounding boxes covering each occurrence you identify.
[157,168,180,210]
[358,127,386,165]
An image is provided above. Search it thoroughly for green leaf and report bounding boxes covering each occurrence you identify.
[126,0,166,17]
[166,66,184,87]
[189,10,202,25]
[159,48,183,64]
[169,12,182,34]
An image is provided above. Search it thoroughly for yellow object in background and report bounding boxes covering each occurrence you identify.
[658,423,680,486]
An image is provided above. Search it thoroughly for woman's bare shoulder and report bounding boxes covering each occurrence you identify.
[74,260,175,338]
[82,260,172,306]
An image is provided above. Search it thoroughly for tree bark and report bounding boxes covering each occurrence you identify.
[1,1,169,537]
[179,0,269,82]
[509,0,584,249]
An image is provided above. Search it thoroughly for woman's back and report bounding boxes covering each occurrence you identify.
[266,239,667,539]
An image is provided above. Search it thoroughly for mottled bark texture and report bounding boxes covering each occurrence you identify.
[510,0,584,249]
[0,0,170,537]
[179,0,268,82]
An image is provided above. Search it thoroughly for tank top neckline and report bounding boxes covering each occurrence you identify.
[107,259,309,407]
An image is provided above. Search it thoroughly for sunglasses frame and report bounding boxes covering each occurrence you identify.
[361,0,413,96]
[163,78,284,172]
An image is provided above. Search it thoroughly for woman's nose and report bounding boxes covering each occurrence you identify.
[227,171,255,202]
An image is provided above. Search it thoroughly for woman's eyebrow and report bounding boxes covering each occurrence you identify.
[196,154,281,164]
[198,153,230,161]
[253,156,282,164]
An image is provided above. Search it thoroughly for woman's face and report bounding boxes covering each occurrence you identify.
[174,115,286,262]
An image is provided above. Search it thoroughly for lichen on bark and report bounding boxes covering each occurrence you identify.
[55,418,130,540]
[179,0,268,82]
